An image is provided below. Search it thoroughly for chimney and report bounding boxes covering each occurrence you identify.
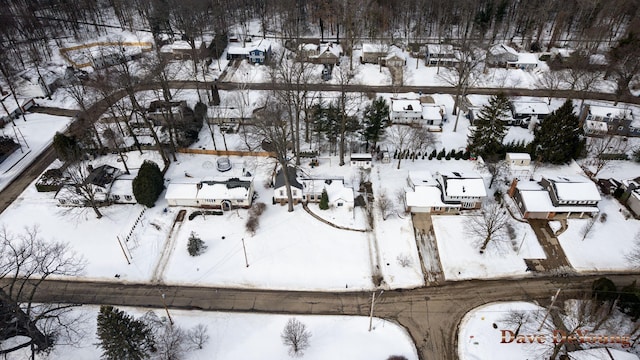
[508,178,519,198]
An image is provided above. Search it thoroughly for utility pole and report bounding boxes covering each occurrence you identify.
[241,238,249,267]
[538,288,561,331]
[161,293,174,326]
[368,290,384,331]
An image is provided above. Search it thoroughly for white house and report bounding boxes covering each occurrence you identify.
[301,178,354,210]
[510,177,600,219]
[350,153,372,169]
[405,171,460,213]
[510,101,551,127]
[109,175,136,204]
[505,153,531,180]
[421,103,446,127]
[165,177,254,210]
[436,171,487,209]
[390,98,422,123]
[425,44,458,66]
[273,167,303,205]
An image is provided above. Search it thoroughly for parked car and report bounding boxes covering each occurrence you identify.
[216,157,232,172]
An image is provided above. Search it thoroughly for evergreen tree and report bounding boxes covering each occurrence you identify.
[362,97,390,151]
[467,93,509,160]
[53,132,82,162]
[133,160,164,207]
[533,99,584,164]
[188,232,207,256]
[319,189,329,210]
[96,305,156,360]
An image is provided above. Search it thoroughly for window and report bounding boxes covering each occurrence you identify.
[337,202,343,207]
[279,190,284,196]
[113,195,120,200]
[59,199,67,204]
[433,207,441,211]
[618,126,624,131]
[292,190,297,196]
[124,195,132,201]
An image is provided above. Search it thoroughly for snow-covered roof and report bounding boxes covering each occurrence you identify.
[589,54,608,66]
[300,43,318,51]
[584,119,609,133]
[318,43,341,57]
[519,189,599,213]
[408,171,438,187]
[227,39,272,56]
[514,52,538,65]
[440,172,487,197]
[547,176,602,202]
[207,107,245,119]
[511,101,550,115]
[161,40,192,52]
[488,44,518,56]
[391,98,421,113]
[406,186,458,208]
[110,176,134,195]
[426,44,454,54]
[586,105,633,120]
[198,182,250,201]
[362,43,387,54]
[421,104,445,120]
[350,153,372,160]
[506,153,531,161]
[165,183,199,200]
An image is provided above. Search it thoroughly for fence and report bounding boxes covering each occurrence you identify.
[177,148,275,157]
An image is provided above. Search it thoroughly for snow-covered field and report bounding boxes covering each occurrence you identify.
[15,305,418,360]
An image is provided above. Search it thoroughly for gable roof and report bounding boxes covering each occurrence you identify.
[511,101,551,115]
[439,171,487,197]
[546,176,601,202]
[274,167,302,189]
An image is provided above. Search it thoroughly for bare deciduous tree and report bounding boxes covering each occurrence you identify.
[0,226,86,358]
[376,190,393,220]
[187,324,210,350]
[584,135,630,177]
[59,162,118,219]
[281,318,311,357]
[466,201,510,253]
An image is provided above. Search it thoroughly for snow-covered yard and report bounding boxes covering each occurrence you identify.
[14,305,418,360]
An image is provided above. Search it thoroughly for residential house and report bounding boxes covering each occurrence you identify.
[487,44,537,70]
[486,44,519,67]
[109,174,136,204]
[626,190,640,217]
[227,39,273,64]
[390,98,422,123]
[596,177,623,195]
[273,167,303,205]
[206,106,250,131]
[510,101,551,127]
[56,164,123,206]
[505,153,531,180]
[146,100,190,125]
[297,43,320,60]
[436,171,487,209]
[391,95,446,128]
[315,43,341,65]
[165,177,254,210]
[510,176,601,219]
[384,53,406,67]
[361,43,388,64]
[301,177,354,210]
[579,104,639,137]
[159,40,206,60]
[421,103,446,127]
[425,44,458,67]
[404,171,460,213]
[350,153,372,169]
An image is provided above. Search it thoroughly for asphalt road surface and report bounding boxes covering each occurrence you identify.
[23,274,640,359]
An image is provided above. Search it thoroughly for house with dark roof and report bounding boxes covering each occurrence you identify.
[273,167,303,205]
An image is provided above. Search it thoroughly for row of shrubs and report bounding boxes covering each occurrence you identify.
[188,210,223,221]
[246,203,266,235]
[393,148,472,161]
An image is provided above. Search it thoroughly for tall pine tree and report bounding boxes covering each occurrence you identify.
[362,97,390,151]
[96,305,156,360]
[533,99,584,164]
[467,93,510,160]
